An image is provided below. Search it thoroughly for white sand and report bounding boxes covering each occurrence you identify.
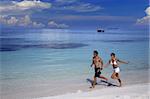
[1,69,149,99]
[37,83,150,99]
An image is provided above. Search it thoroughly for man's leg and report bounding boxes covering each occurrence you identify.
[99,75,108,81]
[92,76,97,88]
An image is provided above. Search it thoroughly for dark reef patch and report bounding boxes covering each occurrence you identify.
[0,43,88,52]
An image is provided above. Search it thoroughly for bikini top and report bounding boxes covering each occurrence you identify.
[110,59,119,66]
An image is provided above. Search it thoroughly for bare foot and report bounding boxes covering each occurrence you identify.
[91,82,95,88]
[118,83,122,87]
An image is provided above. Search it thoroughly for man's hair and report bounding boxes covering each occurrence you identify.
[111,53,115,56]
[94,50,98,55]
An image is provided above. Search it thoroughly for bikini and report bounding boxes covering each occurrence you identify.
[110,59,120,73]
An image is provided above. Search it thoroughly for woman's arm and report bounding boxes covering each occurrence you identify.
[118,59,129,64]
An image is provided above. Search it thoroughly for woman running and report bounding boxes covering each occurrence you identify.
[106,53,129,87]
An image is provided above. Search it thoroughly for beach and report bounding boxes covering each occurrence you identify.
[0,0,149,98]
[0,29,149,99]
[1,67,149,99]
[37,68,150,99]
[38,83,150,99]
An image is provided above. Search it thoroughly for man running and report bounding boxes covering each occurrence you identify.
[91,50,108,88]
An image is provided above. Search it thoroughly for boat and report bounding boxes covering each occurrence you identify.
[97,29,104,32]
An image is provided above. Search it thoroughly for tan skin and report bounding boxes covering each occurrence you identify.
[91,52,108,88]
[106,55,129,87]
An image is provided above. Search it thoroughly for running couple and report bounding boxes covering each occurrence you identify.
[91,50,129,88]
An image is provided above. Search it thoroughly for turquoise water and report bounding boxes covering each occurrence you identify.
[0,29,149,98]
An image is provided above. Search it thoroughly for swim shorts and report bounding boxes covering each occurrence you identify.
[95,68,101,77]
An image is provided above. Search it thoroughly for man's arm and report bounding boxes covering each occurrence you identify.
[103,60,110,68]
[91,58,94,67]
[100,58,103,67]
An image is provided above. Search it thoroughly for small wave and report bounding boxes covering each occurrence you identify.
[93,39,148,43]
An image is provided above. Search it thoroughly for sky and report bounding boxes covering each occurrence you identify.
[0,0,149,30]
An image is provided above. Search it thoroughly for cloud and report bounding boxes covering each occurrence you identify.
[7,16,18,25]
[145,6,150,15]
[33,22,45,28]
[0,15,45,28]
[18,15,32,26]
[55,0,76,4]
[0,15,69,28]
[0,1,70,29]
[53,1,102,12]
[0,0,51,15]
[55,15,134,22]
[63,3,102,12]
[136,7,150,25]
[14,0,51,9]
[48,21,69,28]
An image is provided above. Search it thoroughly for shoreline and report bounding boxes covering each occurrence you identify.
[38,83,150,99]
[1,68,149,99]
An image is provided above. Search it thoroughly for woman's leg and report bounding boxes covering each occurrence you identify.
[116,73,122,87]
[111,72,118,79]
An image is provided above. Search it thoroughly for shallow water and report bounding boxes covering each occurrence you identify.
[0,29,149,98]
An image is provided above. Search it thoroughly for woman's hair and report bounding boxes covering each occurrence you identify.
[111,53,115,56]
[94,50,98,55]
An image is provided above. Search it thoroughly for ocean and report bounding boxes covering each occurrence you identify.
[0,29,149,98]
